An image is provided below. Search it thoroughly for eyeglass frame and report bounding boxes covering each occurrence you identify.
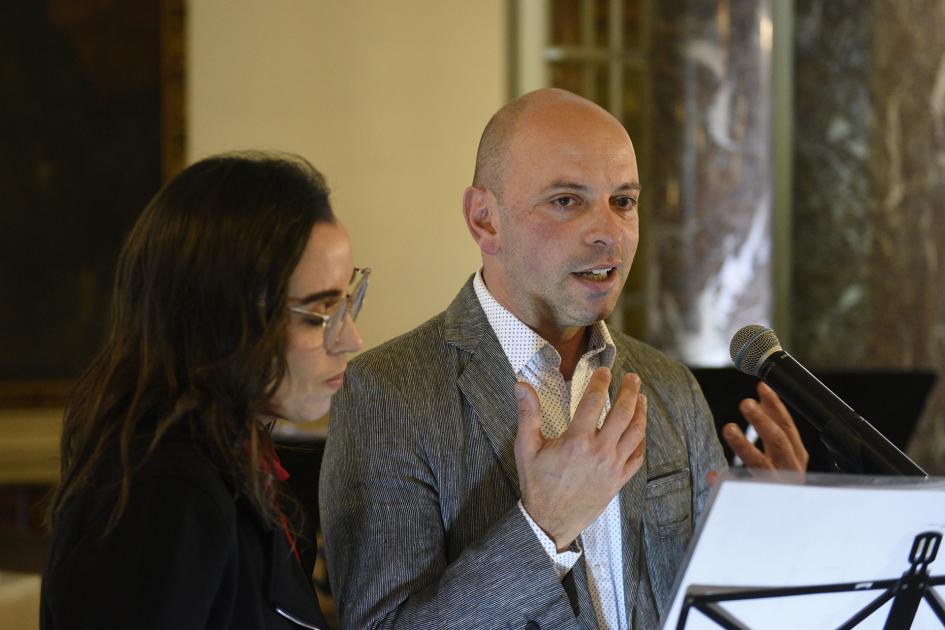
[287,267,370,348]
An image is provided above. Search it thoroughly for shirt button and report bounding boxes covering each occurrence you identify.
[525,622,540,630]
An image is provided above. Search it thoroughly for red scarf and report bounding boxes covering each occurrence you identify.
[259,434,301,564]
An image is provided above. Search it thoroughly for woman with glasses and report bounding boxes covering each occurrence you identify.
[40,152,366,629]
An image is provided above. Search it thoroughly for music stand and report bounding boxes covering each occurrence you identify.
[678,531,945,629]
[661,471,945,630]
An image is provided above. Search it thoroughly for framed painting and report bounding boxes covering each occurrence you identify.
[0,0,185,407]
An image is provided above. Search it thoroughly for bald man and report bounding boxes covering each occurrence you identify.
[320,89,807,630]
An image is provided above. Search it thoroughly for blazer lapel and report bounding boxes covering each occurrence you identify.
[267,528,328,630]
[238,499,328,630]
[446,277,521,496]
[569,560,601,629]
[611,337,649,618]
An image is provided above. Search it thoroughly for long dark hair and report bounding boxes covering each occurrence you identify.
[46,152,335,530]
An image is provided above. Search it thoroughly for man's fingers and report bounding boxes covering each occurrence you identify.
[598,373,641,443]
[738,398,802,471]
[622,428,647,478]
[615,387,646,481]
[569,367,613,435]
[730,384,809,473]
[514,381,543,460]
[757,383,809,468]
[616,392,646,461]
[722,422,773,471]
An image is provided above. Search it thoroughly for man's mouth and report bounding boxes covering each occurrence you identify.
[573,266,617,282]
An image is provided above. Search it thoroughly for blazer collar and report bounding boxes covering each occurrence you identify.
[447,276,522,496]
[444,275,495,353]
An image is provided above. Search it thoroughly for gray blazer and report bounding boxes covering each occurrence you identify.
[320,277,727,629]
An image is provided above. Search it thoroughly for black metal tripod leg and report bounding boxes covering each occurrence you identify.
[884,579,927,630]
[925,588,945,624]
[676,601,693,630]
[694,602,751,630]
[836,589,895,630]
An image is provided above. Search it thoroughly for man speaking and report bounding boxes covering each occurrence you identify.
[320,88,806,629]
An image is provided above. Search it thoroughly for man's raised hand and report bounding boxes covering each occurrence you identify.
[514,367,647,551]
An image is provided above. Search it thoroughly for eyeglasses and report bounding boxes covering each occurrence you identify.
[288,267,370,348]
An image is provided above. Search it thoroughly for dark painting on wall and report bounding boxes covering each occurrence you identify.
[0,0,184,406]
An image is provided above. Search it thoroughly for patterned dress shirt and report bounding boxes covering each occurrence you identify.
[474,271,629,630]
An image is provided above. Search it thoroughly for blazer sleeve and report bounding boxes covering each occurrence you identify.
[319,361,579,630]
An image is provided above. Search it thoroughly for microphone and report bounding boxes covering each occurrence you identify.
[730,325,927,477]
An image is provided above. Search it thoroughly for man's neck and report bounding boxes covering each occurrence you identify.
[478,268,592,379]
[537,324,588,381]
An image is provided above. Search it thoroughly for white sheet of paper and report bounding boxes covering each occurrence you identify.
[662,476,945,629]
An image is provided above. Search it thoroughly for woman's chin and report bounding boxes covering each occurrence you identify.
[292,399,332,423]
[267,396,332,424]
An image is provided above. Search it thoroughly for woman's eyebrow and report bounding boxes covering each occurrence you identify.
[294,288,342,305]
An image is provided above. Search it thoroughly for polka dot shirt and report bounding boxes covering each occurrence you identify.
[473,272,629,630]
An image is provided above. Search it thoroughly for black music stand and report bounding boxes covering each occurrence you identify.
[677,532,945,629]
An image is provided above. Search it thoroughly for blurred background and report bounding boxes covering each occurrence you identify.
[1,1,943,627]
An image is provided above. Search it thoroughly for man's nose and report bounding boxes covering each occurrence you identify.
[584,200,623,247]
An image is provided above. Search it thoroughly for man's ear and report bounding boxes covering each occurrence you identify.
[463,186,501,256]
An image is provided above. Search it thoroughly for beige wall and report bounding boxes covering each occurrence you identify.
[188,0,507,350]
[0,10,508,624]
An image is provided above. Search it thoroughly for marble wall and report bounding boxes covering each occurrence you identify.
[793,0,945,473]
[646,0,774,366]
[640,0,944,472]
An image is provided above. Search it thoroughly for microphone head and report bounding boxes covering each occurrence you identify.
[730,325,782,376]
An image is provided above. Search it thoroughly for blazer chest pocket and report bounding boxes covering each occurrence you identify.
[645,468,692,538]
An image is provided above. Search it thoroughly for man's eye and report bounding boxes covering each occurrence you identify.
[614,196,638,211]
[551,196,578,209]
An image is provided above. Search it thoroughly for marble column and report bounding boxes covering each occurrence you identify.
[646,0,774,365]
[793,0,945,473]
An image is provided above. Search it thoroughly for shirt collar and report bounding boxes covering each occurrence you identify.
[473,271,617,374]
